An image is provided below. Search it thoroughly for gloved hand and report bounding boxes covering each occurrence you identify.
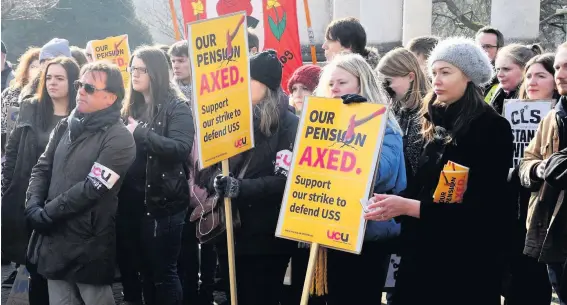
[341,94,367,104]
[213,174,241,198]
[25,200,54,233]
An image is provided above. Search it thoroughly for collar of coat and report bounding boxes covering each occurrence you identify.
[68,103,121,141]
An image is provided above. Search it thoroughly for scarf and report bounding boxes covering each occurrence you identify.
[68,103,121,141]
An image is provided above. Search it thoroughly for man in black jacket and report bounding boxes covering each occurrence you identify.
[24,62,135,305]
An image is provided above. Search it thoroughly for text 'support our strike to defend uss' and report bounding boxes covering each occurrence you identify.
[276,97,389,254]
[188,12,254,169]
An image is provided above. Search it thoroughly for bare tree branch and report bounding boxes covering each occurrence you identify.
[137,0,184,42]
[541,11,567,24]
[1,0,59,20]
[435,0,484,31]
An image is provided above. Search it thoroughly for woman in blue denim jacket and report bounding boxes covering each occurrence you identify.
[308,52,406,305]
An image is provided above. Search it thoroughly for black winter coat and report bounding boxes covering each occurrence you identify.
[200,93,299,255]
[2,99,52,264]
[129,94,194,218]
[393,99,514,305]
[489,86,518,115]
[25,107,136,285]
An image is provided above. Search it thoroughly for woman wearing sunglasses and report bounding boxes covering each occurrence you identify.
[2,56,79,305]
[117,46,194,305]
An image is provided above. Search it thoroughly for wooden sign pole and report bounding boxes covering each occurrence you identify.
[300,242,319,305]
[222,159,238,305]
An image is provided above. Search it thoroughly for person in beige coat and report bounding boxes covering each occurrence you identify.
[519,43,567,305]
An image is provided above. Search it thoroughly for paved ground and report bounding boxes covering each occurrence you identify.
[1,263,561,305]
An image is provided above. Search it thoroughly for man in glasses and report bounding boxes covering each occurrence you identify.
[476,26,505,102]
[24,61,135,305]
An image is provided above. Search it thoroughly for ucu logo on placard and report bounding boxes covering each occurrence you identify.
[234,137,247,148]
[327,230,349,243]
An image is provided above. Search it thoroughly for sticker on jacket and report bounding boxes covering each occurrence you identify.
[275,150,292,177]
[88,162,120,190]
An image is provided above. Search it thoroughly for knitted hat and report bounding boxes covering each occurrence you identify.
[40,38,72,62]
[250,49,282,90]
[287,64,322,93]
[1,41,6,55]
[428,37,494,86]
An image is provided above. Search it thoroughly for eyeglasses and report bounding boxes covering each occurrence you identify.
[127,66,148,75]
[74,80,108,94]
[481,44,498,50]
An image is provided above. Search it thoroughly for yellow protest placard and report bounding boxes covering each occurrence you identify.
[91,34,131,89]
[276,97,389,253]
[187,12,254,169]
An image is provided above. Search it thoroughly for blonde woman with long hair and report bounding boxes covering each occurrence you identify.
[377,48,431,185]
[304,53,406,305]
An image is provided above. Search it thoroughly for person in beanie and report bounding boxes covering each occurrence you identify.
[1,41,15,92]
[24,61,136,305]
[287,64,321,114]
[196,50,299,305]
[365,37,514,305]
[39,38,72,63]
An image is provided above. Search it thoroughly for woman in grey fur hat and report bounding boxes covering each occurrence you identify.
[364,37,514,305]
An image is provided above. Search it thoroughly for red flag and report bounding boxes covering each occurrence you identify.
[262,0,302,94]
[181,0,208,36]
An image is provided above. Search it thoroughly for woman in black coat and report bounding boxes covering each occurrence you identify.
[196,50,299,305]
[2,57,79,305]
[119,46,194,305]
[364,38,514,305]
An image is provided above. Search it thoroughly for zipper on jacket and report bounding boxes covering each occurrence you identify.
[153,219,157,237]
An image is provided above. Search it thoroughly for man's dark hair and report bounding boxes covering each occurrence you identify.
[169,41,189,58]
[325,17,368,56]
[156,44,172,69]
[80,61,125,105]
[248,29,259,51]
[70,46,88,68]
[406,36,439,58]
[476,26,505,48]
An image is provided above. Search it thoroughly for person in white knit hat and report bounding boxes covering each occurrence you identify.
[364,37,514,305]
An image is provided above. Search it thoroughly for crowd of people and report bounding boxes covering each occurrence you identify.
[0,15,566,305]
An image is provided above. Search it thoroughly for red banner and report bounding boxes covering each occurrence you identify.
[262,0,302,94]
[180,0,208,36]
